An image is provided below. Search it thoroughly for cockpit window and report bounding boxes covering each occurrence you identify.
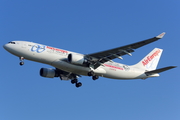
[8,42,16,44]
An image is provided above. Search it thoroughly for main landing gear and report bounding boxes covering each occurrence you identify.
[88,71,99,80]
[70,71,99,88]
[71,78,82,88]
[19,57,24,66]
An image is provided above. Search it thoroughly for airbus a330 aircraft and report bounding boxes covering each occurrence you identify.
[3,32,176,87]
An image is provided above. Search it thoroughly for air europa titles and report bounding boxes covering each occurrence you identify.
[142,49,161,66]
[46,46,68,55]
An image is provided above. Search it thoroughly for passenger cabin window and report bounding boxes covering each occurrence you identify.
[8,42,16,44]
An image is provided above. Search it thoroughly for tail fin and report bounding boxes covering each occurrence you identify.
[133,48,163,71]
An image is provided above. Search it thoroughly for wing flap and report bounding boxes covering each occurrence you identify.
[56,68,80,80]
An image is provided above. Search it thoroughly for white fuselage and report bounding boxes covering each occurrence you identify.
[3,41,150,80]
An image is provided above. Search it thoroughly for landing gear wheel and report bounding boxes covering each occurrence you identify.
[92,75,99,80]
[88,71,94,76]
[71,79,78,84]
[19,57,24,66]
[19,62,24,66]
[75,82,82,88]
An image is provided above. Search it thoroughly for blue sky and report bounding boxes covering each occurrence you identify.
[1,0,179,120]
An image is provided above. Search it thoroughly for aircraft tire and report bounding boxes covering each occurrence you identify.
[71,79,78,84]
[92,75,99,80]
[88,71,94,76]
[20,62,24,66]
[75,82,82,88]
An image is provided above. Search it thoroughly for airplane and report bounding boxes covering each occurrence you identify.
[3,32,176,88]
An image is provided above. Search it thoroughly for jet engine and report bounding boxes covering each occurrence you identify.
[40,68,58,78]
[68,53,89,65]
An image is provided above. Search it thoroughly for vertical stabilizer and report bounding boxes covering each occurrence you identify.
[132,48,163,71]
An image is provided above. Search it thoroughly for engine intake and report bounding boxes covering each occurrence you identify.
[68,53,88,65]
[40,68,57,78]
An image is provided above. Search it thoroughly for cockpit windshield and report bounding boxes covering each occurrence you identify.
[8,41,16,44]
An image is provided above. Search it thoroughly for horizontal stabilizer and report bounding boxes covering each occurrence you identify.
[145,66,177,75]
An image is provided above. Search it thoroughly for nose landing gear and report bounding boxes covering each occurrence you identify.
[19,57,24,66]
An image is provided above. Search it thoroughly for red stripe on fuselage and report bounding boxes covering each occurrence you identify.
[46,46,68,53]
[104,64,124,70]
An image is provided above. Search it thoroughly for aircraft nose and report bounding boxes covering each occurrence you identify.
[3,43,13,52]
[3,44,9,50]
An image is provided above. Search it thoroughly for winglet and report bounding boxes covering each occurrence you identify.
[156,32,166,39]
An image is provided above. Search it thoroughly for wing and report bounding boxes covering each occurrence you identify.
[87,32,165,69]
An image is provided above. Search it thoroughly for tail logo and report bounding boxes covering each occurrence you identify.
[142,49,161,66]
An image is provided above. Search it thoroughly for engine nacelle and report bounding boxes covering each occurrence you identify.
[68,53,88,65]
[40,68,56,78]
